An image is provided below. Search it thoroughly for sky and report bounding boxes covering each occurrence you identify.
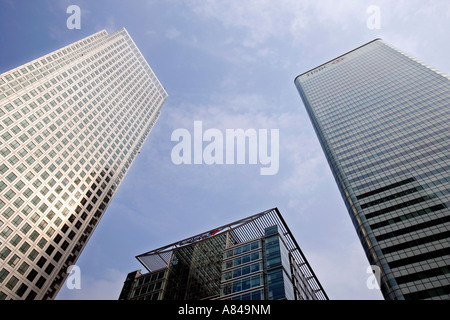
[1,0,449,300]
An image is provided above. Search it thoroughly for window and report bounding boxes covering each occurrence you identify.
[8,254,20,267]
[16,283,28,297]
[22,188,33,198]
[15,180,25,191]
[27,249,38,261]
[221,275,262,296]
[11,215,23,227]
[0,247,12,260]
[10,234,22,247]
[5,276,19,290]
[19,242,30,254]
[2,207,14,219]
[18,262,29,275]
[29,230,39,241]
[37,256,47,267]
[266,268,286,300]
[0,164,8,174]
[6,172,17,183]
[20,223,31,234]
[35,276,46,289]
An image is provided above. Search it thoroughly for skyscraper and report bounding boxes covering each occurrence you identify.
[295,39,450,300]
[119,208,328,300]
[0,28,167,300]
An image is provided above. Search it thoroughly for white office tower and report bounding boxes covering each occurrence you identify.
[0,28,167,299]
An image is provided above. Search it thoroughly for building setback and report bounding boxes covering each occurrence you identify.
[0,28,167,299]
[119,208,328,300]
[295,39,450,300]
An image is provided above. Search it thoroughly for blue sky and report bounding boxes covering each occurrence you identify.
[1,0,450,300]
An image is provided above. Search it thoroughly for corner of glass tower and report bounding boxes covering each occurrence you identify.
[294,39,450,300]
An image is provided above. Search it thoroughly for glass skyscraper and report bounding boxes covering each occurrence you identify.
[295,39,450,300]
[0,28,167,300]
[119,208,328,300]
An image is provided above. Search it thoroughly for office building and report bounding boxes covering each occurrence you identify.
[119,208,328,300]
[295,39,450,299]
[0,28,167,299]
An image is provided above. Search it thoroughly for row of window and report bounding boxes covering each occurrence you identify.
[339,118,449,168]
[222,262,262,282]
[365,188,450,220]
[325,101,449,159]
[220,274,262,296]
[224,240,260,259]
[135,270,165,287]
[345,137,450,180]
[382,229,450,255]
[376,214,450,243]
[346,147,449,188]
[352,161,449,193]
[224,289,264,300]
[303,44,444,110]
[308,59,449,131]
[132,280,163,298]
[0,32,109,100]
[333,99,448,161]
[361,176,450,209]
[315,73,447,131]
[388,247,450,270]
[370,203,448,231]
[403,284,450,300]
[222,251,261,271]
[357,178,416,201]
[320,81,448,139]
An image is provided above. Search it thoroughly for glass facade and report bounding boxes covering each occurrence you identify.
[295,39,450,300]
[220,239,264,300]
[119,208,328,300]
[164,232,227,300]
[220,225,295,300]
[0,28,167,300]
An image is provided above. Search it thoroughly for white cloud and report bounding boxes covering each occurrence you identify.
[184,0,450,66]
[160,91,330,208]
[308,241,384,300]
[165,27,181,39]
[104,16,117,34]
[187,0,367,45]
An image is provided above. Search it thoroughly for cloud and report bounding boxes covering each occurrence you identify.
[104,16,117,34]
[307,241,384,300]
[184,0,450,65]
[153,91,330,208]
[186,0,366,45]
[165,27,181,39]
